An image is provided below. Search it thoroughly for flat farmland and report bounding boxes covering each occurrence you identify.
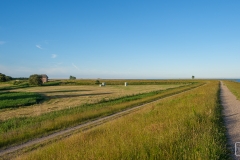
[13,81,229,160]
[0,84,182,121]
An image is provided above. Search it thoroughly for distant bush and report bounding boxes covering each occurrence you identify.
[29,74,42,86]
[69,75,76,80]
[5,76,12,81]
[0,73,6,82]
[42,81,61,86]
[13,80,28,85]
[0,73,13,82]
[95,80,100,85]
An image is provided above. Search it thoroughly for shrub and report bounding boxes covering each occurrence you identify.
[95,80,100,84]
[5,76,12,81]
[0,73,6,82]
[29,74,42,86]
[0,73,13,82]
[69,76,76,80]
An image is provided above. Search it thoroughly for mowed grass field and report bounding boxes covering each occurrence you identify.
[0,84,182,121]
[1,81,202,150]
[15,81,229,160]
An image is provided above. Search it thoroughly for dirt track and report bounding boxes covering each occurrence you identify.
[221,81,240,160]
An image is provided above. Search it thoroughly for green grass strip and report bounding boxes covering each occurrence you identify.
[0,92,43,109]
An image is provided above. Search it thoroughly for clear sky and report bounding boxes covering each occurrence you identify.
[0,0,240,79]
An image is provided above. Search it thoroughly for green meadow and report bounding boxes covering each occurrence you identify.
[0,92,43,109]
[0,80,230,159]
[15,80,229,160]
[0,81,199,149]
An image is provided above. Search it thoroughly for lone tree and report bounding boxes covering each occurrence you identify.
[192,75,195,79]
[69,75,76,80]
[29,74,43,86]
[95,79,100,85]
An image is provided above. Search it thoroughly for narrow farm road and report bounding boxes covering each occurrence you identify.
[0,84,204,159]
[221,81,240,160]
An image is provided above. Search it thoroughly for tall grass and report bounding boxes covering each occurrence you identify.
[0,83,201,149]
[17,81,229,160]
[223,80,240,99]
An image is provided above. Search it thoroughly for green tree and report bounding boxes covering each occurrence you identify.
[29,74,42,86]
[69,75,76,80]
[95,80,100,85]
[0,73,6,82]
[192,75,195,79]
[5,76,12,81]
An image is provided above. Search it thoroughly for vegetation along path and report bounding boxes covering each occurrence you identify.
[221,81,240,160]
[0,83,204,159]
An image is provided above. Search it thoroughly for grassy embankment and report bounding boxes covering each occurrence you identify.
[17,81,229,160]
[0,82,201,149]
[223,80,240,99]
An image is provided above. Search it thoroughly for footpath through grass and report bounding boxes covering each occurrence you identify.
[0,83,201,149]
[223,80,240,99]
[17,81,229,160]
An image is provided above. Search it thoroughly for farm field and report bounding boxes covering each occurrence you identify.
[0,83,12,87]
[0,92,43,109]
[0,80,203,151]
[0,84,183,120]
[14,80,229,160]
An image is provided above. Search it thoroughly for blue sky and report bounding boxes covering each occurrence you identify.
[0,0,240,79]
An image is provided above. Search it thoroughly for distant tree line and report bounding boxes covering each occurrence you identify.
[0,73,46,86]
[12,77,28,80]
[0,73,12,82]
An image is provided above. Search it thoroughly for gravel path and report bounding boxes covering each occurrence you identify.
[221,81,240,160]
